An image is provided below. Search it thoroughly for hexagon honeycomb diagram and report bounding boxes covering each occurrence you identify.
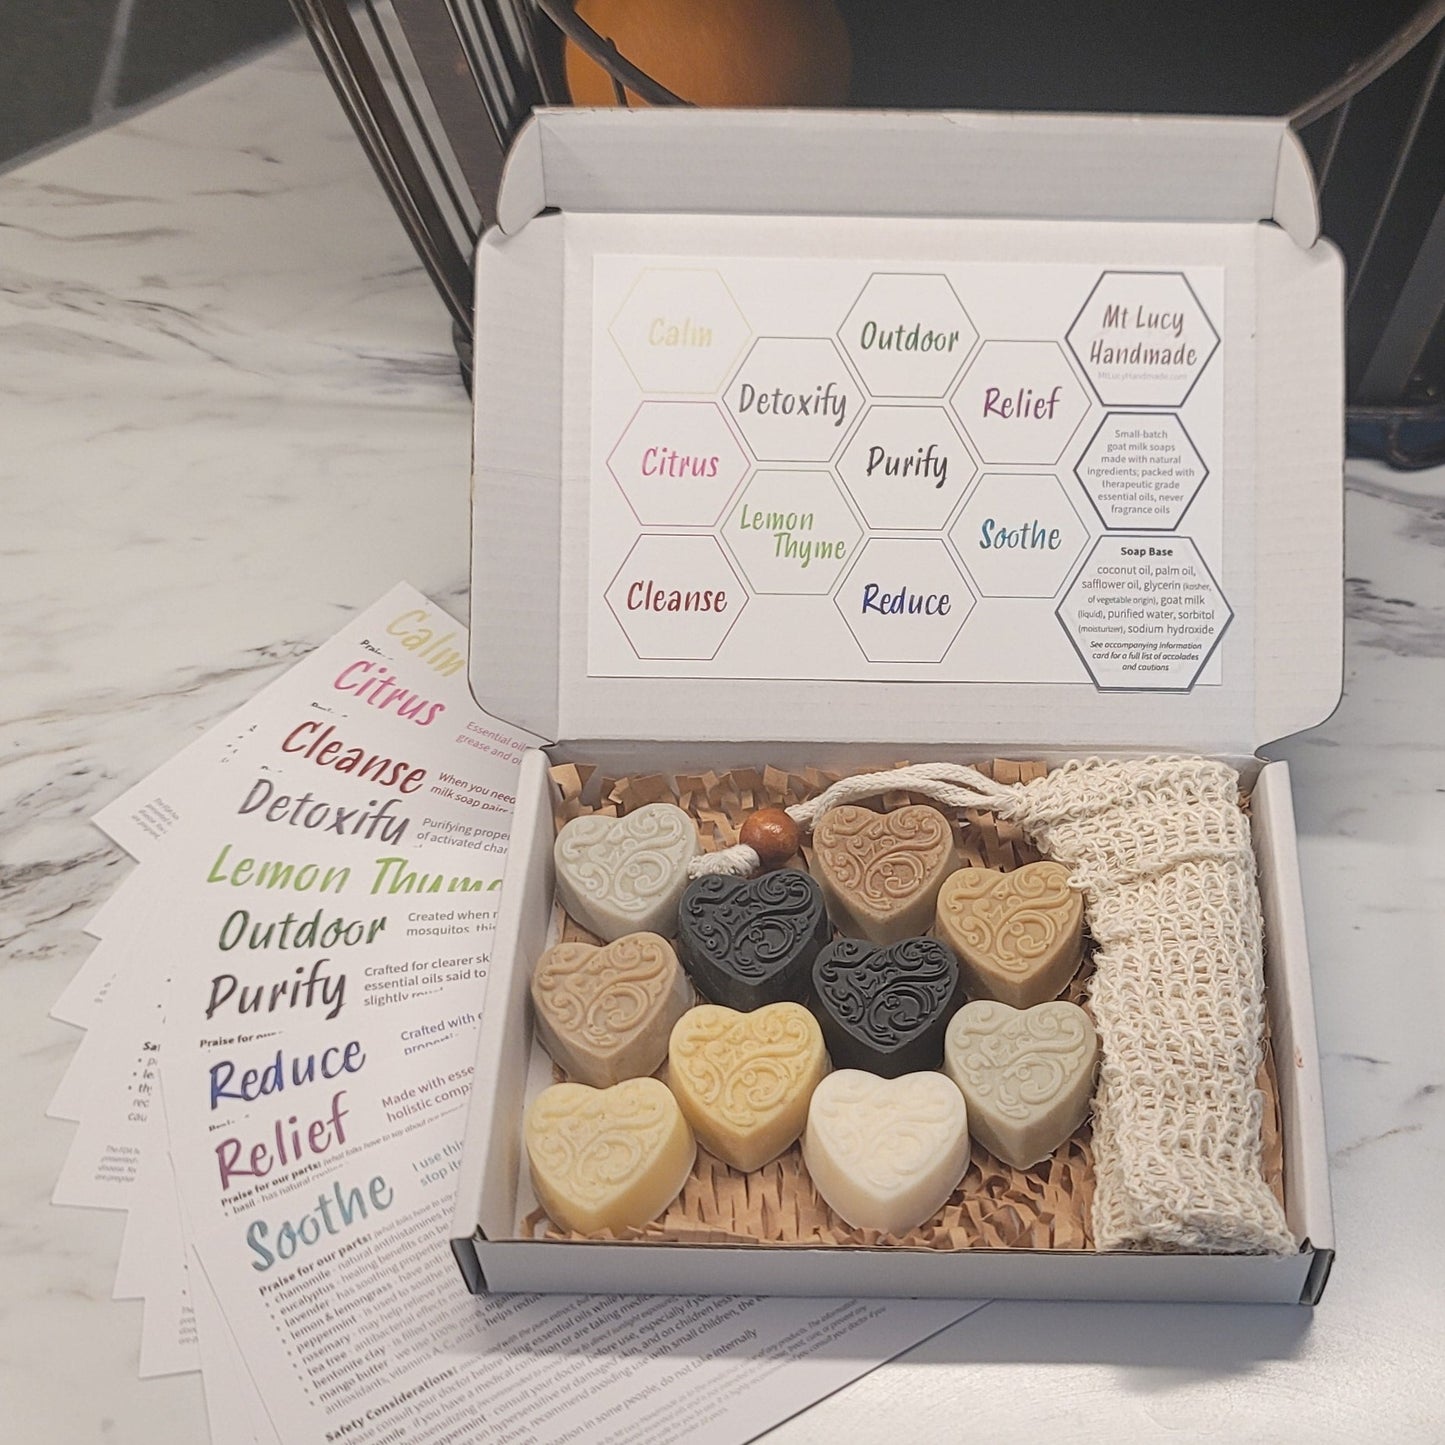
[834,536,975,664]
[607,401,748,527]
[1065,271,1220,407]
[610,268,751,395]
[951,341,1091,466]
[1056,534,1231,691]
[721,471,861,595]
[605,534,748,661]
[837,406,977,531]
[951,474,1090,599]
[838,273,978,398]
[1075,412,1208,531]
[724,337,863,463]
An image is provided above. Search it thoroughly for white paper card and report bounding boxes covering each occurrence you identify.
[588,253,1229,692]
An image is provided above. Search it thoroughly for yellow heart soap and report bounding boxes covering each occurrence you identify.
[524,1077,695,1235]
[667,1002,827,1171]
[934,862,1085,1009]
[812,804,958,944]
[530,933,692,1088]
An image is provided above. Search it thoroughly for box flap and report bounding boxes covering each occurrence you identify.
[1251,228,1345,744]
[497,109,1318,248]
[472,113,1342,754]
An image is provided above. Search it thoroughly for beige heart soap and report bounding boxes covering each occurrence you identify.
[943,1000,1099,1170]
[553,802,699,941]
[934,861,1085,1008]
[803,1069,969,1236]
[668,1003,827,1171]
[524,1077,695,1235]
[531,933,692,1088]
[812,804,958,944]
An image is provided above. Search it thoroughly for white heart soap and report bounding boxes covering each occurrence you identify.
[553,803,699,941]
[802,1069,969,1235]
[943,1000,1099,1170]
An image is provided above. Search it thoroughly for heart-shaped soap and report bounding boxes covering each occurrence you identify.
[943,1000,1099,1170]
[531,933,692,1088]
[934,862,1085,1009]
[524,1077,696,1235]
[803,1069,970,1235]
[811,936,963,1076]
[676,869,828,1010]
[667,1002,827,1172]
[812,804,958,944]
[553,802,699,942]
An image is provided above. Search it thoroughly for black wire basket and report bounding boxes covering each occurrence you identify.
[290,0,1445,463]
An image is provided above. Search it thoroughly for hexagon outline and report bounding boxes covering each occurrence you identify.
[608,267,752,396]
[604,534,750,662]
[604,399,751,529]
[836,272,980,400]
[718,469,863,596]
[836,401,980,532]
[1072,411,1209,533]
[938,458,984,539]
[1053,535,1233,692]
[833,537,976,664]
[950,339,1094,467]
[723,336,867,465]
[1064,270,1221,409]
[952,473,1092,601]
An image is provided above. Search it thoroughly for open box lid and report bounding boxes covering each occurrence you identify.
[469,109,1343,756]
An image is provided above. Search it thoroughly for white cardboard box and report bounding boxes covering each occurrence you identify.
[452,108,1340,1304]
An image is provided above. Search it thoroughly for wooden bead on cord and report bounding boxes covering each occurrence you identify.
[738,807,802,870]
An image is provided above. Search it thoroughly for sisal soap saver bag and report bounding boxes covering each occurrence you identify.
[697,755,1295,1256]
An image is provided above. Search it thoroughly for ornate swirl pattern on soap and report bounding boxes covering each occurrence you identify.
[554,804,697,917]
[680,871,825,981]
[527,1079,681,1208]
[947,1000,1095,1122]
[807,1071,967,1194]
[813,805,955,912]
[936,862,1082,978]
[533,935,677,1046]
[670,1004,821,1126]
[813,937,960,1050]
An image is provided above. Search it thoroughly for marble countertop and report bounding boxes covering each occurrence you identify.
[4,38,1443,1445]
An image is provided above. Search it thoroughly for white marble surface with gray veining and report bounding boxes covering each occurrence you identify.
[3,37,1443,1445]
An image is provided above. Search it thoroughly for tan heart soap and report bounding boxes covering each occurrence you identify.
[531,933,692,1088]
[812,804,958,944]
[524,1077,695,1235]
[668,1003,827,1171]
[943,1000,1099,1170]
[934,862,1085,1008]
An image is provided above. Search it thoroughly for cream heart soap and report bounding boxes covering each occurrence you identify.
[934,862,1085,1008]
[668,1003,827,1172]
[524,1077,695,1235]
[803,1069,969,1236]
[812,804,958,944]
[553,803,699,941]
[943,1000,1099,1170]
[530,933,692,1088]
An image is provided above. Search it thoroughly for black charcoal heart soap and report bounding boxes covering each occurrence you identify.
[811,937,963,1076]
[676,869,829,1010]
